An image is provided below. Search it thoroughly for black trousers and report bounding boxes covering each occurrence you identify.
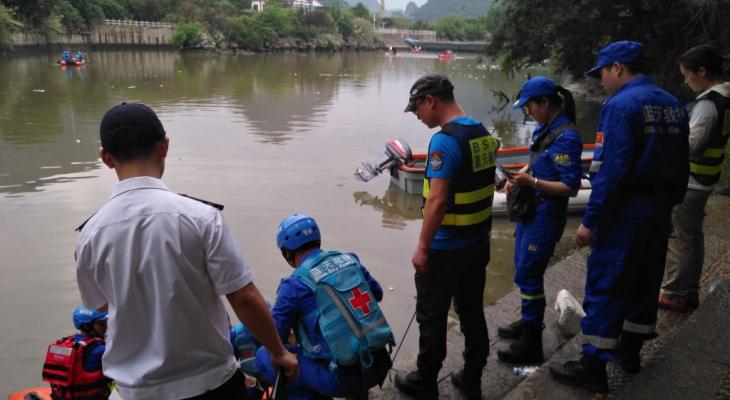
[415,239,490,377]
[184,369,249,400]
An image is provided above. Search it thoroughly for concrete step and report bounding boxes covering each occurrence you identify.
[371,251,591,399]
[611,279,730,400]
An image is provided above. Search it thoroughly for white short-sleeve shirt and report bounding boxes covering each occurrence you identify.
[76,177,254,400]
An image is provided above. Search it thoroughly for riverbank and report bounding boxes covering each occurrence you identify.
[372,192,730,399]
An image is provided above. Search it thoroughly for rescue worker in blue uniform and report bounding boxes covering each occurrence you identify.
[496,77,583,364]
[255,214,390,400]
[549,41,689,393]
[394,74,495,400]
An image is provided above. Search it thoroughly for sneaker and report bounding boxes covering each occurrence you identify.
[686,292,700,309]
[394,370,438,399]
[658,293,689,312]
[549,356,608,393]
[450,367,481,400]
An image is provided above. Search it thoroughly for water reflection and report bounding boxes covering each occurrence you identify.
[353,182,423,230]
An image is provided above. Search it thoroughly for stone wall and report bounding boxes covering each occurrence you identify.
[11,23,175,48]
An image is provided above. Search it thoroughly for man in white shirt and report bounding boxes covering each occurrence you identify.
[76,102,298,400]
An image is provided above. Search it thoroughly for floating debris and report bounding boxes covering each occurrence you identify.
[32,89,45,93]
[127,86,136,89]
[388,287,395,291]
[75,139,81,143]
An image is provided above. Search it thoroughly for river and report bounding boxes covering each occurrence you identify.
[0,50,600,393]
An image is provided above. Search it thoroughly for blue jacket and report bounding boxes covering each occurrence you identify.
[73,333,105,373]
[530,113,583,194]
[271,249,383,357]
[583,75,689,230]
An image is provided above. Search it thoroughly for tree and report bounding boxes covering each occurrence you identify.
[350,3,369,20]
[0,4,21,50]
[487,0,730,94]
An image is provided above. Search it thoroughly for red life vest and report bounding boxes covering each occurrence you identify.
[42,335,111,400]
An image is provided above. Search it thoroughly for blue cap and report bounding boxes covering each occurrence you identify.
[586,40,645,77]
[512,76,557,109]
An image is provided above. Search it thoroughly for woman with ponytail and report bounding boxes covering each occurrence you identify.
[659,45,730,312]
[496,76,583,364]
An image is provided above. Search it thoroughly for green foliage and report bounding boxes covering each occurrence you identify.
[2,0,55,28]
[350,3,369,20]
[54,0,86,31]
[487,0,730,93]
[411,0,495,21]
[434,15,486,41]
[0,4,21,50]
[172,21,204,48]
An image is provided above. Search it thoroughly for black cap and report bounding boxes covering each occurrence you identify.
[100,103,165,153]
[404,74,454,112]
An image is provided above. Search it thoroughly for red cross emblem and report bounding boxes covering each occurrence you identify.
[348,288,372,315]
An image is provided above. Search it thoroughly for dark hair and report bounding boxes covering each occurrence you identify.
[622,60,646,75]
[679,45,726,80]
[104,130,162,162]
[430,89,455,104]
[535,85,576,123]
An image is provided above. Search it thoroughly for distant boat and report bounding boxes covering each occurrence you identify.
[404,37,486,53]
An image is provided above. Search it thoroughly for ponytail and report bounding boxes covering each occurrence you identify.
[556,86,576,123]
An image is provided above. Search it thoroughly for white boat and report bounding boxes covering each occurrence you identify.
[389,145,595,215]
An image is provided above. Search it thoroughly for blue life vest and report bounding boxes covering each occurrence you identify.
[293,251,395,370]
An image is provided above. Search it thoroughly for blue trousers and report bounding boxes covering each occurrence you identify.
[581,204,672,361]
[514,200,567,323]
[255,345,359,400]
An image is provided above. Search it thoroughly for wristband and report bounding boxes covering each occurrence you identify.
[533,177,538,188]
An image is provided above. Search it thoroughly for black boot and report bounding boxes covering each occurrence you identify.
[616,334,644,373]
[549,355,608,393]
[394,370,438,399]
[450,367,482,400]
[497,318,526,339]
[497,322,543,364]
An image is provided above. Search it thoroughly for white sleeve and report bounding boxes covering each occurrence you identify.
[75,240,108,310]
[203,211,254,296]
[688,99,718,155]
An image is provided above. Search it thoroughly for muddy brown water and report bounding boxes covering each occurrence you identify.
[0,50,599,392]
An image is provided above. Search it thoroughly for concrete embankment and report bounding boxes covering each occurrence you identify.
[372,193,730,399]
[12,23,175,48]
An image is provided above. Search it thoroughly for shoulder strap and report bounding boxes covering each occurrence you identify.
[178,193,224,210]
[527,124,574,171]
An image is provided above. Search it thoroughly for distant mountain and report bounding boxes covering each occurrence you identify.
[404,1,419,17]
[344,0,381,13]
[410,0,494,21]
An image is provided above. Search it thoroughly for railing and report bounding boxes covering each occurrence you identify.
[103,19,176,28]
[375,28,436,36]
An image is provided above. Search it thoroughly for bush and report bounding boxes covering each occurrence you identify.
[173,21,205,48]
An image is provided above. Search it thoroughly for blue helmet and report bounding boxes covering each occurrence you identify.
[276,213,321,251]
[72,305,108,330]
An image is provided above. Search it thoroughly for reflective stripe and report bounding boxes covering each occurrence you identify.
[424,180,495,205]
[442,208,492,226]
[589,161,602,173]
[690,162,722,176]
[583,335,618,349]
[623,320,655,335]
[455,184,494,204]
[521,293,545,301]
[702,147,725,158]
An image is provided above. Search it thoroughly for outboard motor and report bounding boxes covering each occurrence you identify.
[355,138,413,182]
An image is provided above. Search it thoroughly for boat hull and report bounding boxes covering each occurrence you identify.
[389,145,595,215]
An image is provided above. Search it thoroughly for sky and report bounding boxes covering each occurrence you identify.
[387,0,427,10]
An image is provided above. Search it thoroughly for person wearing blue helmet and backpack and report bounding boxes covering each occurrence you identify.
[255,214,394,400]
[42,306,113,399]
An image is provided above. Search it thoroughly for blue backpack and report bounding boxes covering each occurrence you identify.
[293,251,395,370]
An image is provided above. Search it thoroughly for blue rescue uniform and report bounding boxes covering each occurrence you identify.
[581,75,689,360]
[514,113,582,323]
[255,249,383,400]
